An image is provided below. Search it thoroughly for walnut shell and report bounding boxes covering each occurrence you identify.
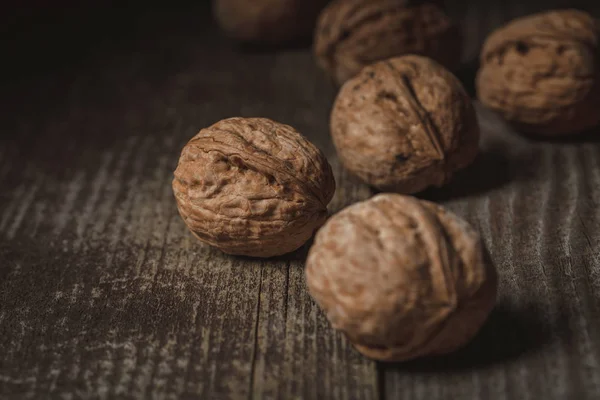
[476,10,600,136]
[314,0,461,86]
[330,55,479,194]
[305,194,497,362]
[173,117,335,258]
[213,0,330,44]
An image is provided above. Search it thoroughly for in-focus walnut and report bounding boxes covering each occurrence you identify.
[314,0,461,86]
[305,194,497,362]
[330,55,479,194]
[477,10,600,136]
[213,0,330,44]
[172,117,335,258]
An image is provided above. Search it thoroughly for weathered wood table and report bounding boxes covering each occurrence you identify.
[2,1,600,398]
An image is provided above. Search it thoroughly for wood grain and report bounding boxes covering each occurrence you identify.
[1,1,600,399]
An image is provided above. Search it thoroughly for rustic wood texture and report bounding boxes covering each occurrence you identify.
[1,1,600,399]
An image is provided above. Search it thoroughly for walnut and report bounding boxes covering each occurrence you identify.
[314,0,461,86]
[213,0,330,44]
[305,194,497,362]
[172,117,335,258]
[330,55,479,194]
[476,10,600,136]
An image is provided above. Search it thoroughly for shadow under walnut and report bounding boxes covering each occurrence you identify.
[419,147,511,201]
[381,302,555,373]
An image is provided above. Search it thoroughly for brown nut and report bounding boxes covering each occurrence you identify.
[476,10,600,136]
[330,55,479,194]
[305,194,497,362]
[213,0,330,44]
[314,0,461,86]
[172,117,335,258]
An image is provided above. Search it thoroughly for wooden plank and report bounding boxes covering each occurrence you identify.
[1,1,600,399]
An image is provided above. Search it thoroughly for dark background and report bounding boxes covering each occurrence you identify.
[2,1,600,399]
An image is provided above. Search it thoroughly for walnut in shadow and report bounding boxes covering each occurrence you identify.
[314,0,461,86]
[213,0,329,46]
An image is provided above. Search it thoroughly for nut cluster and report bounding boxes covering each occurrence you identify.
[174,3,600,364]
[314,0,461,86]
[331,55,479,194]
[173,117,335,258]
[477,9,600,136]
[305,194,497,361]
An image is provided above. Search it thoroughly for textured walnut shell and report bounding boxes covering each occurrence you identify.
[173,117,335,258]
[305,194,497,362]
[314,0,461,86]
[213,0,330,44]
[476,10,600,136]
[331,55,479,194]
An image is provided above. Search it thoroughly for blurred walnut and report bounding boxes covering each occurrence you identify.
[477,10,600,136]
[330,55,479,194]
[306,194,497,362]
[213,0,330,44]
[314,0,461,86]
[173,117,335,258]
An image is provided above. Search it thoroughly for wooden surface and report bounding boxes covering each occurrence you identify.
[2,1,600,399]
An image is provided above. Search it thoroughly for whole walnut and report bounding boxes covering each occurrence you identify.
[172,117,335,258]
[331,55,479,194]
[213,0,330,44]
[476,10,600,136]
[314,0,461,86]
[305,194,497,362]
